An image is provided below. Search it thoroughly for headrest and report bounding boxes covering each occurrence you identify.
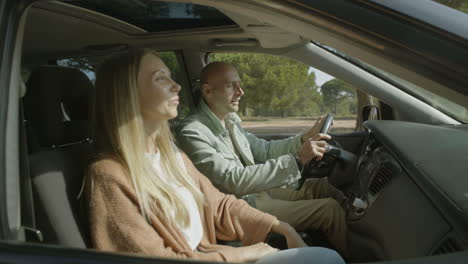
[24,65,93,148]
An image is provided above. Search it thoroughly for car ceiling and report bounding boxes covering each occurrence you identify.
[22,1,305,62]
[21,0,468,111]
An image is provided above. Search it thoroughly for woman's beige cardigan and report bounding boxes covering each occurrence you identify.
[87,152,277,262]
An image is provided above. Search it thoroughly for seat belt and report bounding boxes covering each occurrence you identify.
[19,100,43,242]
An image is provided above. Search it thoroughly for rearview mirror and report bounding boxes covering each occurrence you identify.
[362,105,380,122]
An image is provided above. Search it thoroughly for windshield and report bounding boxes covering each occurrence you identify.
[363,65,467,123]
[313,42,468,123]
[433,0,468,14]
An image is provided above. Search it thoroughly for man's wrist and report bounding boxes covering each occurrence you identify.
[293,153,304,171]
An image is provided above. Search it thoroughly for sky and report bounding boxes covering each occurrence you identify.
[308,67,334,87]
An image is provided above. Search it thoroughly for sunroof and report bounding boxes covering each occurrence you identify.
[60,0,236,32]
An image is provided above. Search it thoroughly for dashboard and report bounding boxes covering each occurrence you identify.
[346,121,468,262]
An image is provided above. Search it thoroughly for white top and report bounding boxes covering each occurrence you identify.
[146,149,203,251]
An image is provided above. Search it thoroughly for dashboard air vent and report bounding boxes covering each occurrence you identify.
[433,238,461,255]
[369,164,393,195]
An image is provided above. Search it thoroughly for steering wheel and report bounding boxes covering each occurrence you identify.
[295,113,359,190]
[320,113,335,134]
[320,112,340,150]
[296,113,341,190]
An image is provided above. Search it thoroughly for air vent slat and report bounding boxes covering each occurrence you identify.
[447,240,457,252]
[369,165,393,195]
[437,247,446,254]
[433,238,461,255]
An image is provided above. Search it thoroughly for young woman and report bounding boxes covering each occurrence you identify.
[86,48,345,263]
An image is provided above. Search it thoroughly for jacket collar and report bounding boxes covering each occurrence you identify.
[197,99,226,135]
[197,99,242,134]
[196,99,254,165]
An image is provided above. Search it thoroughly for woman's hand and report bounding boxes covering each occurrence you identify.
[284,230,308,249]
[239,242,279,262]
[271,220,308,249]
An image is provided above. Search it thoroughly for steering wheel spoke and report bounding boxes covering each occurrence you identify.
[320,113,335,134]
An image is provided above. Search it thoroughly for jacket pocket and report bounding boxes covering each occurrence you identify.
[219,151,236,160]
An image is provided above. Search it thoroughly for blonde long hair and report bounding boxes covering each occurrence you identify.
[93,49,204,227]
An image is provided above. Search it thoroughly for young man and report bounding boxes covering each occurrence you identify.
[175,62,348,256]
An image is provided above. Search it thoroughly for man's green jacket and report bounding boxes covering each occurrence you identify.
[175,100,302,197]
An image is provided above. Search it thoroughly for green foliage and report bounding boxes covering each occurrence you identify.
[434,0,468,13]
[321,79,356,115]
[159,51,179,77]
[60,52,359,119]
[211,53,323,117]
[159,51,190,119]
[211,53,358,118]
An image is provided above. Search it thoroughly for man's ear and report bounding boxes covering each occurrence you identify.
[201,83,212,98]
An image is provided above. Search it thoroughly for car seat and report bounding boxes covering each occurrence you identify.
[23,65,93,248]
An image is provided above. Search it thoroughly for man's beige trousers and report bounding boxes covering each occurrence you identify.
[255,178,348,257]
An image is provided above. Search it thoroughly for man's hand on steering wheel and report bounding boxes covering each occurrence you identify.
[301,114,334,143]
[296,134,331,165]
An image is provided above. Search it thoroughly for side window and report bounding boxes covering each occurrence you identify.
[56,50,190,120]
[209,53,358,135]
[158,51,190,120]
[57,55,108,83]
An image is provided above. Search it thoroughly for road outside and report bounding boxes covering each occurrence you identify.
[242,118,356,135]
